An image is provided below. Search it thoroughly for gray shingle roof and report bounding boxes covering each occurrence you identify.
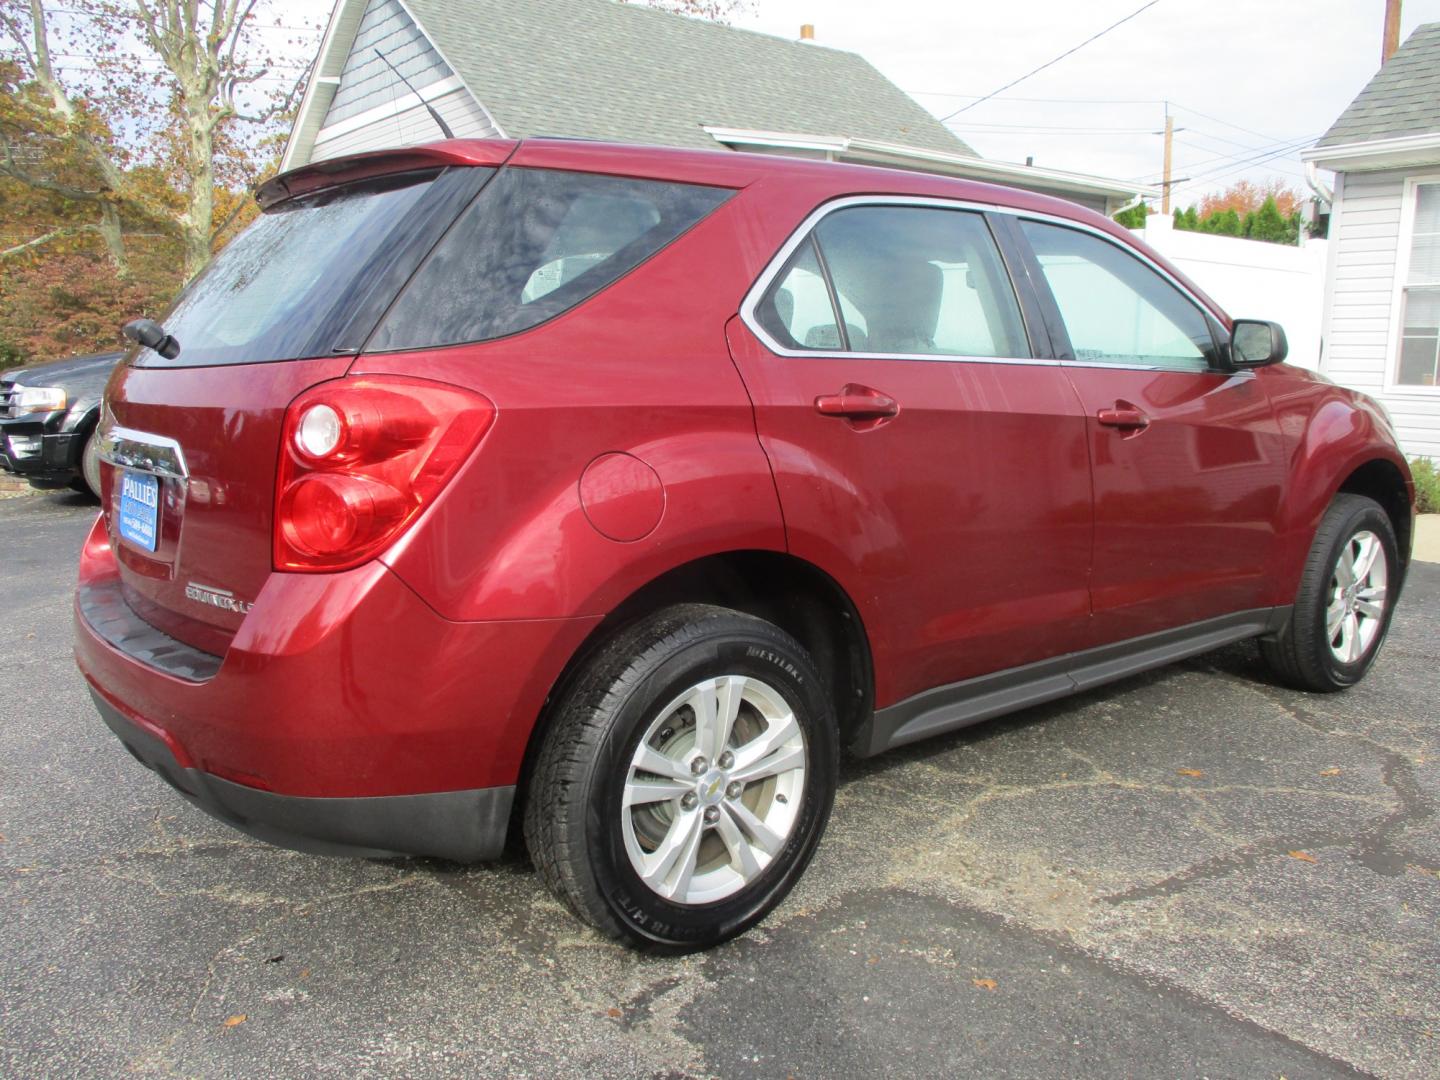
[401,0,975,156]
[1316,22,1440,147]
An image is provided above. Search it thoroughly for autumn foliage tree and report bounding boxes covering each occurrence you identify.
[1172,179,1307,247]
[0,0,313,360]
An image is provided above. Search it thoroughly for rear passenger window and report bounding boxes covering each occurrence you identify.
[817,206,1028,357]
[754,238,847,350]
[369,169,731,351]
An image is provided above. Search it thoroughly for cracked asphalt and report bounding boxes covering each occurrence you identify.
[2,491,1437,1078]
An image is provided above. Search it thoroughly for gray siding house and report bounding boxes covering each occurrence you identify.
[282,0,1153,215]
[1303,22,1440,460]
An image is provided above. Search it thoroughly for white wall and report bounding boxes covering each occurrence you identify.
[1132,215,1328,371]
[1319,169,1440,462]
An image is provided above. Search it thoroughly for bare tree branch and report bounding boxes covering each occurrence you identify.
[0,223,94,259]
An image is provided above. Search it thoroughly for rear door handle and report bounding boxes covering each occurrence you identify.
[1096,402,1149,430]
[814,385,899,421]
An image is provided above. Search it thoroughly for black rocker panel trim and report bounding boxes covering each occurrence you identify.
[852,607,1291,757]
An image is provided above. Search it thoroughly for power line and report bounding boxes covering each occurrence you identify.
[941,0,1165,119]
[1166,101,1291,146]
[910,90,1165,104]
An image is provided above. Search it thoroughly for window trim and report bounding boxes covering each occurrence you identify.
[739,194,1230,371]
[1384,172,1440,396]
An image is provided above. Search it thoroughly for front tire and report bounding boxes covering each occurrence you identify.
[524,604,837,950]
[1261,493,1399,692]
[72,428,102,499]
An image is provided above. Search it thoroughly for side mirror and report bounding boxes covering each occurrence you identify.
[122,318,180,360]
[1230,319,1287,368]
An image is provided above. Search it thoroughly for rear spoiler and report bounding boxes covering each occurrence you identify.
[256,139,518,209]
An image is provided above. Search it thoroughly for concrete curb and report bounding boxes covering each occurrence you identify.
[1415,514,1440,565]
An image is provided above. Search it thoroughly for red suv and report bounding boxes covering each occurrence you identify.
[76,139,1414,949]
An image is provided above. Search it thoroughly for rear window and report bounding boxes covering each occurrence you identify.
[366,168,732,352]
[138,170,467,368]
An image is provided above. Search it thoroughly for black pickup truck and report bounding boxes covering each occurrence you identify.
[1,351,123,498]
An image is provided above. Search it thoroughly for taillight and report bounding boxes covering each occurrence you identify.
[274,375,495,572]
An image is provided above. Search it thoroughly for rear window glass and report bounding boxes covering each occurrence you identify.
[367,168,732,352]
[139,171,449,368]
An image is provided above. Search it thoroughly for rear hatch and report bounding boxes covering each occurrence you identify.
[98,152,502,655]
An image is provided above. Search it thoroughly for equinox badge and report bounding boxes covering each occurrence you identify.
[185,582,253,615]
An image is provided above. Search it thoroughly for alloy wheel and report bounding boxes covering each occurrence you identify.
[622,675,807,905]
[1327,529,1388,664]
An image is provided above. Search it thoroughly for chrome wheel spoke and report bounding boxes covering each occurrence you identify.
[624,777,692,807]
[1340,611,1360,663]
[634,745,692,782]
[731,742,805,785]
[688,676,746,763]
[1325,597,1347,638]
[714,805,762,880]
[1333,549,1356,588]
[730,713,802,780]
[723,798,784,856]
[1351,535,1380,583]
[1355,588,1386,620]
[641,809,705,899]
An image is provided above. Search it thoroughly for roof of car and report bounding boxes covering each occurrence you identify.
[270,136,1099,220]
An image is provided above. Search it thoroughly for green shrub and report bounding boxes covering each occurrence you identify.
[1412,457,1440,514]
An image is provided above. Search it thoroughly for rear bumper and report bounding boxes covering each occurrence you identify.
[73,516,600,861]
[91,687,514,861]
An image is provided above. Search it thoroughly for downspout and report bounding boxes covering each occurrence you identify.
[1305,160,1333,208]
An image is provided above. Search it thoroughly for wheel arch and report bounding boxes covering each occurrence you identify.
[1335,457,1414,570]
[512,549,875,832]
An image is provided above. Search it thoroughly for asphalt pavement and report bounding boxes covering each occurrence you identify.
[2,491,1436,1078]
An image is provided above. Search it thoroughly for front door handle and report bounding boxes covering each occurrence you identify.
[815,385,899,421]
[1096,402,1149,430]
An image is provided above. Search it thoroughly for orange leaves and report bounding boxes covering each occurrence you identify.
[1287,851,1318,863]
[972,978,998,991]
[222,1014,247,1028]
[1176,768,1204,778]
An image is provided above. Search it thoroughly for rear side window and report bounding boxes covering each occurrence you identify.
[368,169,732,351]
[755,204,1029,358]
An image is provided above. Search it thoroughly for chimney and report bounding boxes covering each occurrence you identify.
[799,24,815,41]
[1382,0,1401,63]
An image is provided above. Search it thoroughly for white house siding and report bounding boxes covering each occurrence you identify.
[1320,168,1440,460]
[308,0,500,162]
[311,86,498,160]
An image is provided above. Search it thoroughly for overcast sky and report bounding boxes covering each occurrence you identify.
[729,0,1440,206]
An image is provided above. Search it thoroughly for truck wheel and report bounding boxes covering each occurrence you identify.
[1261,494,1399,692]
[525,603,837,950]
[72,428,103,499]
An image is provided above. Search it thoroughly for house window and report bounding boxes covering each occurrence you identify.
[1398,182,1440,387]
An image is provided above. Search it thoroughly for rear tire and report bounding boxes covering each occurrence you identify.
[524,603,837,950]
[1261,494,1399,692]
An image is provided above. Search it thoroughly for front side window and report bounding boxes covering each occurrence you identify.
[369,169,731,351]
[1398,182,1440,387]
[1020,220,1216,371]
[755,204,1029,358]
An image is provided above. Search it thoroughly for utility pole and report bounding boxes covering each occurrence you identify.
[1161,109,1175,214]
[1383,0,1402,63]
